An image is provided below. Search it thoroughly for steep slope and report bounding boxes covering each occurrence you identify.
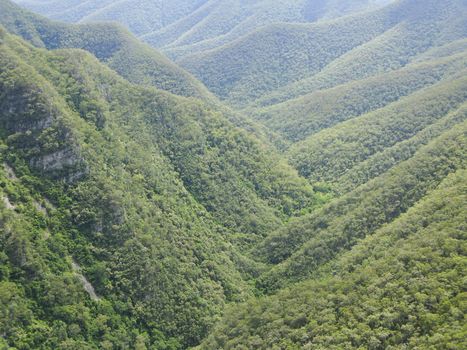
[0,27,243,349]
[177,0,466,106]
[288,74,467,182]
[0,26,317,243]
[256,118,466,291]
[202,168,467,349]
[14,0,465,110]
[0,0,213,101]
[1,0,289,153]
[250,51,467,142]
[253,39,467,112]
[0,28,317,348]
[2,2,466,350]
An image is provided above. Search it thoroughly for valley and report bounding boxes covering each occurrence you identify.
[1,0,466,349]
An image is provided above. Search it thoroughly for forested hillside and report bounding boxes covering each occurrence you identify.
[14,0,465,108]
[0,26,317,348]
[177,0,467,106]
[2,1,467,349]
[0,0,213,100]
[13,0,210,35]
[251,51,467,142]
[2,0,294,153]
[258,118,466,289]
[203,168,467,349]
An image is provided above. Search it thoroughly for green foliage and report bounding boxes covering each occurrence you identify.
[0,28,316,348]
[0,0,213,101]
[202,169,467,349]
[1,1,466,349]
[288,75,467,182]
[334,103,467,194]
[251,52,467,142]
[257,120,466,290]
[0,31,227,348]
[177,0,466,106]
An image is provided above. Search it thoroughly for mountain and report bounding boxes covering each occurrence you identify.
[258,115,466,290]
[195,23,466,345]
[13,0,211,35]
[202,167,467,349]
[1,1,466,350]
[1,0,292,150]
[0,0,213,101]
[143,0,393,57]
[14,0,393,46]
[13,1,466,109]
[0,25,318,348]
[176,0,467,106]
[0,0,325,243]
[250,49,467,142]
[288,73,467,181]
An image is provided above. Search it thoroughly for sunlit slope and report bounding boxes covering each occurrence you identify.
[250,51,467,142]
[0,0,214,100]
[202,168,467,349]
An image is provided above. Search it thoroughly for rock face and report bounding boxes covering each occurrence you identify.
[2,195,15,210]
[3,162,18,180]
[71,260,99,301]
[0,83,88,182]
[29,147,88,182]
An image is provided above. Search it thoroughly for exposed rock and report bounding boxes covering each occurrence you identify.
[2,195,15,210]
[66,168,88,183]
[8,113,53,133]
[30,148,79,172]
[29,148,88,183]
[1,91,54,133]
[3,163,18,180]
[71,260,99,301]
[1,87,87,183]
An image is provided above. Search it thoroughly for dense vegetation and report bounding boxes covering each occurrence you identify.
[176,0,466,106]
[202,168,467,349]
[251,52,467,142]
[2,0,294,155]
[288,74,467,181]
[0,0,213,101]
[2,0,467,349]
[0,27,317,348]
[258,119,466,290]
[14,0,466,109]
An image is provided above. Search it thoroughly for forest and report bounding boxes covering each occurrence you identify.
[0,0,466,349]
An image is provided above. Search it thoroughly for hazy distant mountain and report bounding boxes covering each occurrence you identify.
[13,0,209,34]
[14,0,393,40]
[177,0,467,106]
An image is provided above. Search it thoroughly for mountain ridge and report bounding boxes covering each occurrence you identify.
[1,1,466,349]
